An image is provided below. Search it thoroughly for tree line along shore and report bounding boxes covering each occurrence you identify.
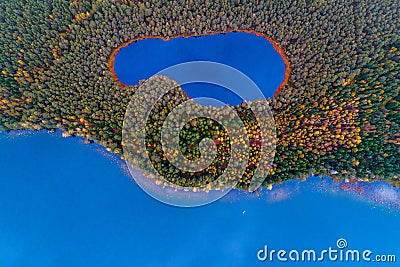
[0,0,398,190]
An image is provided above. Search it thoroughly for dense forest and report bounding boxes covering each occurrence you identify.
[0,0,398,190]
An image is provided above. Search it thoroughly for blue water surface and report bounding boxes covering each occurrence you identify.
[113,32,285,105]
[0,131,399,266]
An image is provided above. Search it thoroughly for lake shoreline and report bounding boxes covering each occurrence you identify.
[2,129,399,209]
[107,29,291,98]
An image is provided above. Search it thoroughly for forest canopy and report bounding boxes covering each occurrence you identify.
[0,0,399,189]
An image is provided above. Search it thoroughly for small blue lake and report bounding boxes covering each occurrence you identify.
[113,32,286,105]
[0,131,399,266]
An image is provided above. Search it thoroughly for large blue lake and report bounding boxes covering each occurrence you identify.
[0,131,399,266]
[0,33,399,266]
